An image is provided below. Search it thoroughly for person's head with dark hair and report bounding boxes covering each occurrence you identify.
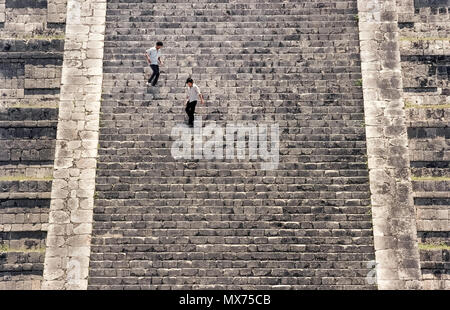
[186,78,194,87]
[156,41,163,49]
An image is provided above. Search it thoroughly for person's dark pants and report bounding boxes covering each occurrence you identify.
[148,64,160,86]
[185,100,198,127]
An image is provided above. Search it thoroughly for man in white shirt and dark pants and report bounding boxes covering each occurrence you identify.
[145,41,163,86]
[185,78,205,128]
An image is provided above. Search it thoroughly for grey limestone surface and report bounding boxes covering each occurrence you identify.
[358,0,423,290]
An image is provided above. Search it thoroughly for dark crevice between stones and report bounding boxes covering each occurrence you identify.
[0,127,57,140]
[414,0,450,9]
[404,87,438,93]
[407,127,450,139]
[24,88,60,96]
[398,22,414,29]
[46,22,66,29]
[415,197,450,206]
[0,198,50,209]
[0,160,54,166]
[410,161,450,168]
[0,40,64,53]
[0,231,47,250]
[0,61,25,79]
[0,270,44,277]
[401,55,450,66]
[5,0,47,9]
[25,58,63,66]
[418,231,450,243]
[0,179,53,193]
[0,108,58,121]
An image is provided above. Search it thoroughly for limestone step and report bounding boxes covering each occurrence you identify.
[0,231,46,250]
[0,192,51,199]
[0,180,52,193]
[412,180,450,192]
[0,108,58,122]
[0,139,55,164]
[0,252,44,273]
[0,251,44,289]
[413,191,450,198]
[0,121,58,128]
[0,198,50,232]
[0,127,56,140]
[419,248,450,290]
[418,231,450,245]
[0,164,53,179]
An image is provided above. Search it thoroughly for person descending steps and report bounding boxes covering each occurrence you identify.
[185,78,205,127]
[145,41,164,86]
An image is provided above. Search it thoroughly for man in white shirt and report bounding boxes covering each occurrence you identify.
[185,78,205,127]
[145,41,164,86]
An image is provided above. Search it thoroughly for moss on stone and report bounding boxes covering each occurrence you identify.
[0,175,53,182]
[2,35,65,41]
[0,244,46,253]
[411,176,450,181]
[8,104,59,109]
[419,243,450,251]
[405,103,450,109]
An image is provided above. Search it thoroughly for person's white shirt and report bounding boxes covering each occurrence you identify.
[186,83,201,102]
[146,47,161,65]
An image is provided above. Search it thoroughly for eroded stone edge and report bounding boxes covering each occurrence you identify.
[357,0,423,290]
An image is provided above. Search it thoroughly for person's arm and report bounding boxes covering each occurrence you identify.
[158,50,163,65]
[197,86,205,105]
[199,93,205,105]
[199,90,205,105]
[144,52,151,64]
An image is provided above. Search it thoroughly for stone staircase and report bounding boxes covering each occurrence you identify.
[0,97,57,290]
[0,38,63,289]
[87,0,376,289]
[398,1,449,289]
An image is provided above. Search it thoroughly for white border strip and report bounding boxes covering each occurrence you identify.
[43,0,106,290]
[357,0,422,289]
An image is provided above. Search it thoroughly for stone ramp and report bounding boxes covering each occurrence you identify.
[88,0,376,289]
